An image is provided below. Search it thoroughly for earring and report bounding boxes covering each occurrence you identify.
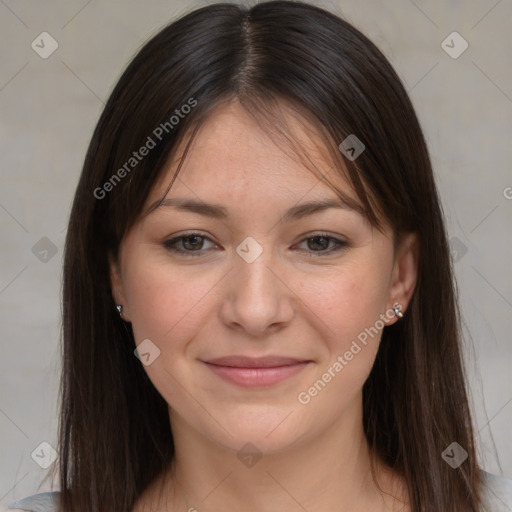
[116,305,124,320]
[393,306,403,318]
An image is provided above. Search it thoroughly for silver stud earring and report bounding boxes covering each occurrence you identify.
[116,305,124,319]
[393,306,403,318]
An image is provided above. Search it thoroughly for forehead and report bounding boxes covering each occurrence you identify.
[146,99,359,211]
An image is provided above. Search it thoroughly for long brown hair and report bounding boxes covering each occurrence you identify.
[55,1,482,510]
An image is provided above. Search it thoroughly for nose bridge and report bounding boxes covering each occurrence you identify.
[224,235,292,334]
[235,235,278,306]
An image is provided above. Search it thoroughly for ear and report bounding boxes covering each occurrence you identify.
[108,252,131,322]
[386,232,419,324]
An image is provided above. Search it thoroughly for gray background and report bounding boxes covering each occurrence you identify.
[1,0,511,504]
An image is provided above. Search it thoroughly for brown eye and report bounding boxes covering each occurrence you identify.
[164,233,217,256]
[307,236,330,251]
[296,234,348,256]
[181,235,205,251]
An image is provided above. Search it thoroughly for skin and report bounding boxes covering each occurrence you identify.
[110,99,418,512]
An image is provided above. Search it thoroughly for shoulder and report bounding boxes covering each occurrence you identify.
[2,491,60,512]
[480,470,512,511]
[3,473,511,511]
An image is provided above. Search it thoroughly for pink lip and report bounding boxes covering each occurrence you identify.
[202,356,312,388]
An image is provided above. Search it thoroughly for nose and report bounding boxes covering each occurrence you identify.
[219,244,295,337]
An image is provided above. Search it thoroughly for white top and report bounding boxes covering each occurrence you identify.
[3,471,512,511]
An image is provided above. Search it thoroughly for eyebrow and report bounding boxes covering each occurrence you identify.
[145,196,365,221]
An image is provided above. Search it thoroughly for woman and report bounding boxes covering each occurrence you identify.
[6,1,512,511]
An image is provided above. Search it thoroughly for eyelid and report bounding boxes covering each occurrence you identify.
[297,230,347,242]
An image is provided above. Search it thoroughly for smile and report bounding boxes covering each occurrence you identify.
[202,356,312,388]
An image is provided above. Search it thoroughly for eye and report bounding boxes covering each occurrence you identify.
[294,233,348,256]
[163,232,349,257]
[163,232,218,256]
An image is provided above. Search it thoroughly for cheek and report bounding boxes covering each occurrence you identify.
[300,261,390,348]
[123,254,219,349]
[295,271,388,418]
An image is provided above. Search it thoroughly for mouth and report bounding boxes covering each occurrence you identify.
[201,355,312,388]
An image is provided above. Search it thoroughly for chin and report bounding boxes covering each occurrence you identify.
[206,411,310,456]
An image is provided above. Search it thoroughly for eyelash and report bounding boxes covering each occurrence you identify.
[163,232,348,257]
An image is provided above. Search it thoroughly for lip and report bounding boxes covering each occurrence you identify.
[202,356,312,388]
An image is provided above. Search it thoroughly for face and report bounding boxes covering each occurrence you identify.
[110,99,418,455]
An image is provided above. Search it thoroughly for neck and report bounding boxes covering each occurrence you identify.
[138,396,408,512]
